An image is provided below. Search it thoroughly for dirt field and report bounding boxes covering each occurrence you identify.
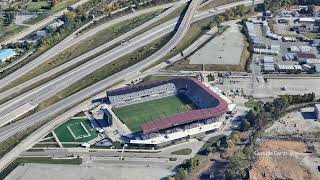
[250,140,320,180]
[265,107,320,136]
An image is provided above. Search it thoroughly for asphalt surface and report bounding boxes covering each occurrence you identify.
[0,0,262,141]
[0,0,264,172]
[0,2,179,91]
[0,2,183,104]
[0,0,260,123]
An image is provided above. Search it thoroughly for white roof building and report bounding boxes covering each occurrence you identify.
[263,56,274,63]
[299,17,316,23]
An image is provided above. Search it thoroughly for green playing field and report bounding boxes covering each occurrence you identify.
[54,117,97,143]
[112,95,193,132]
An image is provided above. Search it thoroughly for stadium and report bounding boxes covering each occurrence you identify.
[107,77,229,146]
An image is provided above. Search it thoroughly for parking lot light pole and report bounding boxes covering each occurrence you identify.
[120,144,128,160]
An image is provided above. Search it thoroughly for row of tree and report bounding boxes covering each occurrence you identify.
[264,0,319,13]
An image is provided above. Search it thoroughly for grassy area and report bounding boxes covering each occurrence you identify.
[55,33,173,99]
[0,157,82,179]
[303,32,320,39]
[0,11,162,93]
[23,15,48,25]
[171,148,192,155]
[198,0,242,11]
[140,75,178,83]
[25,1,50,12]
[244,97,263,108]
[54,117,97,142]
[113,95,192,132]
[0,18,28,43]
[194,135,223,161]
[51,0,79,12]
[24,0,78,13]
[0,119,52,163]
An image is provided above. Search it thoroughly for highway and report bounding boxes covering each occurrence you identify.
[0,0,260,122]
[0,2,180,91]
[0,0,264,172]
[0,0,263,142]
[0,2,183,104]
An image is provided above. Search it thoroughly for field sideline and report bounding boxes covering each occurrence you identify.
[112,95,194,132]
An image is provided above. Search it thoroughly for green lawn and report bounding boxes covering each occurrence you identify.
[26,1,50,12]
[113,95,193,132]
[24,0,78,13]
[54,117,97,142]
[0,18,28,43]
[171,148,192,155]
[24,15,48,25]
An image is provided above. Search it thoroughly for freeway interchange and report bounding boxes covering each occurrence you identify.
[0,0,263,174]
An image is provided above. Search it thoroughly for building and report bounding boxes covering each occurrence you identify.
[283,53,295,61]
[253,48,279,55]
[245,21,264,46]
[315,104,320,120]
[46,20,64,31]
[107,77,229,146]
[263,64,275,72]
[305,59,320,65]
[314,64,320,73]
[283,37,297,42]
[0,48,16,62]
[276,64,302,73]
[263,56,274,64]
[299,17,316,24]
[302,64,312,72]
[295,52,317,62]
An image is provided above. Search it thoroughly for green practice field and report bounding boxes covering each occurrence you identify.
[112,95,194,132]
[54,117,97,143]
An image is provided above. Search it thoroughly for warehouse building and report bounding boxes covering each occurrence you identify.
[314,104,320,120]
[295,52,317,62]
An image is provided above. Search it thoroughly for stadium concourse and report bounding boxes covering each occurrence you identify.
[106,77,231,146]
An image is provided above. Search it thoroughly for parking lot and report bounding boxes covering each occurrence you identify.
[189,20,245,65]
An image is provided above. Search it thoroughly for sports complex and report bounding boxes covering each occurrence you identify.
[107,77,229,146]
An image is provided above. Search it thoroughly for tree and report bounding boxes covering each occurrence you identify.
[175,168,186,180]
[3,11,15,26]
[240,119,250,131]
[226,150,249,180]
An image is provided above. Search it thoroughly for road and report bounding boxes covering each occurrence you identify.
[0,0,200,170]
[0,0,264,172]
[0,0,91,46]
[0,6,182,122]
[0,2,180,91]
[0,0,261,123]
[0,0,263,140]
[0,0,263,144]
[0,2,183,104]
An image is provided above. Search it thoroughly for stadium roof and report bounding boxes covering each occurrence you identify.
[139,78,228,134]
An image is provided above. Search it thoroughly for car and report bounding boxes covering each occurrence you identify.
[278,19,289,24]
